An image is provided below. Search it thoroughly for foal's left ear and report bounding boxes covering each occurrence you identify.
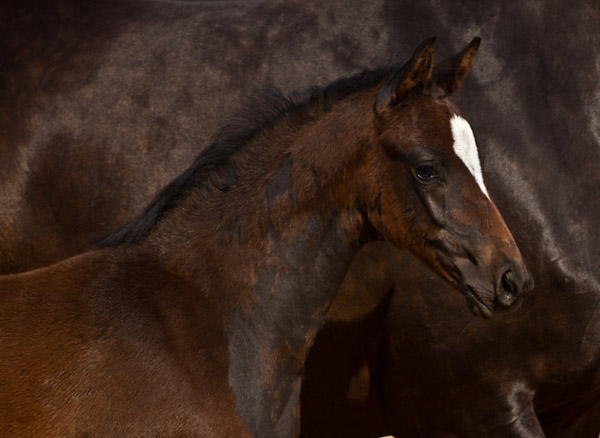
[433,37,481,97]
[375,37,435,115]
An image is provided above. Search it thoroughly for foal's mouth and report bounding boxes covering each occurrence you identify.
[460,284,493,319]
[432,246,494,318]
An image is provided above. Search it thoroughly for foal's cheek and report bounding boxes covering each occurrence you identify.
[422,189,447,222]
[406,181,448,231]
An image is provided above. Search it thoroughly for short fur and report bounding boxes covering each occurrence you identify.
[0,39,531,437]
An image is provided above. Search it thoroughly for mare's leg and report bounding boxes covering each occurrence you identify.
[377,367,546,438]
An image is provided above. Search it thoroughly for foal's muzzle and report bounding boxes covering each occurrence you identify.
[433,237,534,318]
[470,258,532,318]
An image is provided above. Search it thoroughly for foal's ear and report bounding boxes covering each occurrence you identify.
[433,37,481,97]
[375,37,436,115]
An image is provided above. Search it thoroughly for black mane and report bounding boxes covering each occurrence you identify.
[96,66,395,247]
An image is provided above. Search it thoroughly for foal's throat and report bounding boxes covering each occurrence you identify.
[227,211,363,436]
[220,122,368,402]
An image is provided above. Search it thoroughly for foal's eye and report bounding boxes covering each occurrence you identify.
[414,165,438,182]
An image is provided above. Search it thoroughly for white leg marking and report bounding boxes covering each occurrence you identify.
[450,114,490,199]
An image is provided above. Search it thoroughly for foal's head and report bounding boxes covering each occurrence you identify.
[360,38,533,317]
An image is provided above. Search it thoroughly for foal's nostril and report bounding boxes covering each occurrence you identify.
[502,271,516,293]
[496,270,518,307]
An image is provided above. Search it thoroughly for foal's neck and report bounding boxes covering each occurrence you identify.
[142,95,375,435]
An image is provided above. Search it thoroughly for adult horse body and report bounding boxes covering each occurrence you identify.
[0,41,530,436]
[2,0,599,436]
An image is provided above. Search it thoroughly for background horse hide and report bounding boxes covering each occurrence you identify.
[1,0,599,436]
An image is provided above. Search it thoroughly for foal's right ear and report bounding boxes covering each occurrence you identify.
[375,37,436,116]
[433,37,481,96]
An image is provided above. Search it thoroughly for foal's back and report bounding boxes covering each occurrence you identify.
[0,250,246,437]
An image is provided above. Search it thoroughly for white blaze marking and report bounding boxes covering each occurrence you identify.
[450,114,490,199]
